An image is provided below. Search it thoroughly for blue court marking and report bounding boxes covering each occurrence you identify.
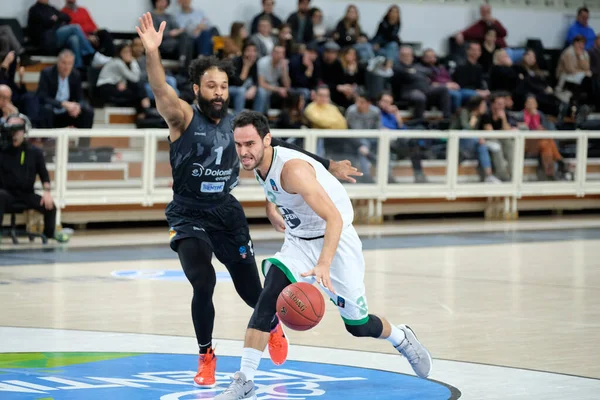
[0,353,459,399]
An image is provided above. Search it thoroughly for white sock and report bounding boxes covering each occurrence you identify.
[386,325,406,347]
[240,348,263,381]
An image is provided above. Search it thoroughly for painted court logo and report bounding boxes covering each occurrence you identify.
[0,353,458,399]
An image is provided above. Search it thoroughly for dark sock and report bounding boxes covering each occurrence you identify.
[269,315,279,332]
[199,342,212,355]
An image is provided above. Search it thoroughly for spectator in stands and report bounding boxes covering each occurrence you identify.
[310,8,327,46]
[590,34,600,75]
[0,53,42,127]
[287,0,314,45]
[566,7,596,51]
[334,47,366,110]
[150,0,193,66]
[250,0,282,36]
[289,42,320,98]
[28,0,111,69]
[0,26,37,66]
[249,17,276,59]
[61,0,115,57]
[514,49,563,115]
[481,93,514,181]
[479,28,498,73]
[373,5,401,64]
[333,5,375,63]
[0,85,17,122]
[377,91,427,183]
[257,44,291,111]
[222,22,248,59]
[420,48,466,111]
[455,4,507,48]
[392,45,451,121]
[96,42,151,120]
[556,35,593,106]
[175,0,215,57]
[276,92,308,129]
[489,49,519,93]
[131,38,180,102]
[0,115,70,243]
[317,41,344,105]
[345,89,379,182]
[304,85,347,129]
[37,49,94,129]
[276,24,297,58]
[450,95,501,183]
[229,43,267,113]
[452,42,490,100]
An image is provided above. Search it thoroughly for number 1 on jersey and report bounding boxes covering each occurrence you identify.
[214,146,223,165]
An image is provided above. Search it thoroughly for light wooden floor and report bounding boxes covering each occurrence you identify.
[1,219,599,381]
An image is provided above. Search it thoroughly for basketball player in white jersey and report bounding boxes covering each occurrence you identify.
[214,111,432,399]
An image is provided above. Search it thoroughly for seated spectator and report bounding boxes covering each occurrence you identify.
[0,114,70,242]
[250,0,282,36]
[373,5,401,64]
[479,27,498,73]
[377,92,427,183]
[287,0,314,45]
[37,49,94,129]
[556,35,593,106]
[518,95,569,180]
[452,42,491,100]
[0,53,41,126]
[0,85,17,122]
[175,0,215,57]
[317,41,344,104]
[28,0,110,69]
[249,17,276,59]
[276,23,297,58]
[514,49,563,115]
[0,25,37,66]
[304,85,347,129]
[392,45,451,120]
[257,45,291,111]
[450,96,501,183]
[276,92,308,129]
[566,7,596,51]
[289,42,320,98]
[335,47,366,110]
[455,4,507,48]
[489,49,519,93]
[310,8,327,45]
[481,93,514,181]
[420,48,466,111]
[150,0,192,66]
[333,5,375,63]
[222,22,248,59]
[96,43,151,120]
[131,38,180,102]
[345,89,379,182]
[229,43,266,113]
[590,34,600,75]
[61,0,115,57]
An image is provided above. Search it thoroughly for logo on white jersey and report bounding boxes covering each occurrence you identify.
[280,207,301,229]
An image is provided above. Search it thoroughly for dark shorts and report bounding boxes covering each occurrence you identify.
[165,194,255,265]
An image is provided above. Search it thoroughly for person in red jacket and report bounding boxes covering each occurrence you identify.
[61,0,115,57]
[455,4,507,47]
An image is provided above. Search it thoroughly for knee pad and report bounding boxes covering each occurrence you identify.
[345,315,383,338]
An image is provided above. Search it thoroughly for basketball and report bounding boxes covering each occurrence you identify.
[276,282,325,331]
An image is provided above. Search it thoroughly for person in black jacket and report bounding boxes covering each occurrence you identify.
[373,5,401,62]
[287,0,314,44]
[27,0,109,68]
[333,5,375,63]
[36,50,94,129]
[0,114,69,242]
[250,0,282,36]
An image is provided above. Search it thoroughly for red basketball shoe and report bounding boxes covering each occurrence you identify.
[268,318,289,366]
[194,347,217,387]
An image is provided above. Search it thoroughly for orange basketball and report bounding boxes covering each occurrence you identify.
[276,282,325,331]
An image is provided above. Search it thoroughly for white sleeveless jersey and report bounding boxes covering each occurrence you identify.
[256,146,354,238]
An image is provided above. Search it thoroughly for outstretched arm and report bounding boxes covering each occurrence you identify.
[271,137,363,183]
[136,12,192,142]
[281,160,342,293]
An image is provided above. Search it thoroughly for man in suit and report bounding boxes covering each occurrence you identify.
[37,49,94,129]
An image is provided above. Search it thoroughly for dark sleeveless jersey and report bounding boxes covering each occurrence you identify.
[169,106,240,208]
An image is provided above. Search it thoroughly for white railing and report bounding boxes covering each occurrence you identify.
[26,128,600,225]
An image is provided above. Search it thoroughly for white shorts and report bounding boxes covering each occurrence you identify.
[261,225,369,325]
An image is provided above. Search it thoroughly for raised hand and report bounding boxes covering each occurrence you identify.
[135,12,166,54]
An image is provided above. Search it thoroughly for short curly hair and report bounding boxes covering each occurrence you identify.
[188,56,235,87]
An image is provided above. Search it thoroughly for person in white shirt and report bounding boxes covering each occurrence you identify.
[175,0,215,56]
[249,17,276,59]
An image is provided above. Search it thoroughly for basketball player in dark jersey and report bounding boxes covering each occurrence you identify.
[136,13,361,387]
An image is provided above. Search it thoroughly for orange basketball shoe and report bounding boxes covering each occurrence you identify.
[194,347,217,387]
[268,319,289,366]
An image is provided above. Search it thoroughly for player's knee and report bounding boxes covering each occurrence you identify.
[344,315,383,338]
